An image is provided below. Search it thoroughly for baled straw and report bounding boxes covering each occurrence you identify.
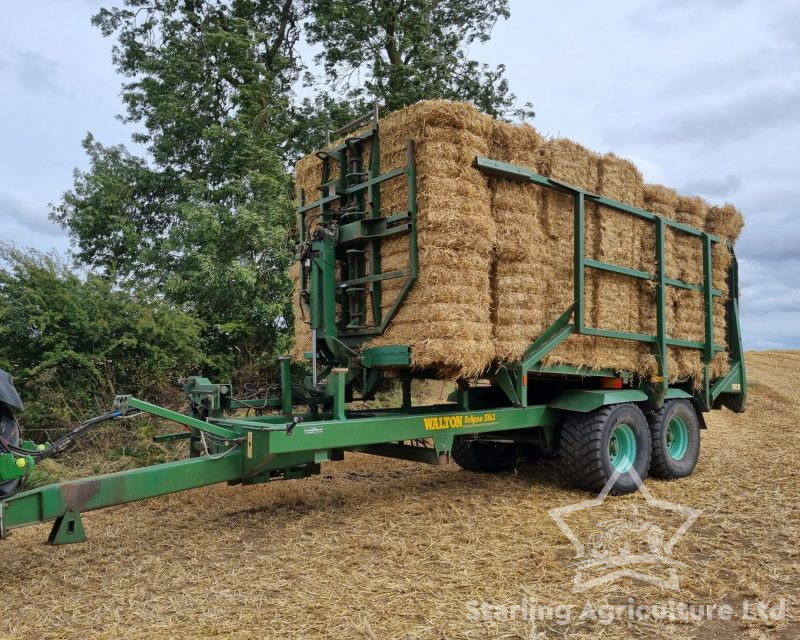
[490,120,548,361]
[366,101,496,377]
[292,101,743,382]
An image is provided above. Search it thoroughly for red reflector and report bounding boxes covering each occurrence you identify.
[600,377,623,389]
[522,374,528,386]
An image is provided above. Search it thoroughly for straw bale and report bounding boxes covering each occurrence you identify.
[531,139,600,367]
[367,101,496,376]
[490,120,548,361]
[585,154,651,369]
[707,202,745,242]
[293,101,744,383]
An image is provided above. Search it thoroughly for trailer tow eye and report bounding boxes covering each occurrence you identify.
[286,415,304,435]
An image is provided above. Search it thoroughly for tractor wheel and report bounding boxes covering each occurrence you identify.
[648,399,701,479]
[451,437,518,473]
[560,403,651,495]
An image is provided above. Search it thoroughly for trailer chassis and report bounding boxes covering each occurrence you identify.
[0,107,745,544]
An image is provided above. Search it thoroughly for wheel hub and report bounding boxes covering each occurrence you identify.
[666,416,689,460]
[608,423,636,473]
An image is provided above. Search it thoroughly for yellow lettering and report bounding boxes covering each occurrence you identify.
[422,415,464,431]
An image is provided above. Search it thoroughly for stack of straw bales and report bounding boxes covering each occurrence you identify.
[293,100,744,383]
[490,121,547,362]
[367,102,497,376]
[294,102,496,376]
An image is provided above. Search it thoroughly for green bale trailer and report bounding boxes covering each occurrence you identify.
[0,109,745,544]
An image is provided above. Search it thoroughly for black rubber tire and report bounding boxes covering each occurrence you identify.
[560,403,651,495]
[451,437,518,472]
[648,399,701,479]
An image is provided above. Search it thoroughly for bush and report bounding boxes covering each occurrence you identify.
[0,244,207,436]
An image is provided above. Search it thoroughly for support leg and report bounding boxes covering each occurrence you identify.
[48,508,86,545]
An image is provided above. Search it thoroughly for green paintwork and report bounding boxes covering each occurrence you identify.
[278,357,292,414]
[665,388,693,400]
[299,124,418,354]
[548,389,649,413]
[667,415,689,460]
[122,396,239,441]
[361,345,411,368]
[0,453,33,483]
[2,454,243,540]
[47,508,86,545]
[493,367,521,406]
[609,423,636,473]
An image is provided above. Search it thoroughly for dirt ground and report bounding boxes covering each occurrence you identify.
[1,351,798,639]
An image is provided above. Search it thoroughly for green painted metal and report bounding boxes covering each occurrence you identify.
[665,388,693,400]
[666,415,689,460]
[0,453,32,483]
[327,369,347,421]
[526,363,630,379]
[609,423,636,473]
[299,126,418,353]
[474,154,745,411]
[47,508,86,545]
[585,258,651,281]
[703,233,714,365]
[260,404,561,454]
[574,193,586,331]
[279,357,292,414]
[2,454,242,538]
[151,431,192,443]
[548,389,649,413]
[360,345,411,368]
[653,215,668,406]
[519,304,576,371]
[122,397,239,441]
[355,442,439,464]
[493,367,521,406]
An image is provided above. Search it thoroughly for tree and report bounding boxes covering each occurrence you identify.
[304,0,533,119]
[51,0,533,386]
[51,0,304,375]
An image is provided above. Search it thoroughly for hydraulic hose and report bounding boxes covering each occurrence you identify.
[0,410,131,461]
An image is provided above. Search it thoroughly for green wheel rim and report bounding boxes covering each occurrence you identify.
[666,415,689,460]
[608,423,636,473]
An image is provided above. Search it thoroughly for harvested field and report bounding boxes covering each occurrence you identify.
[2,351,797,639]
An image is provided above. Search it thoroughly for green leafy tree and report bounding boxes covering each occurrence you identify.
[50,0,533,388]
[303,0,533,119]
[51,0,304,374]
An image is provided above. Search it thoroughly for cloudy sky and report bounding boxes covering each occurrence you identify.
[2,0,798,350]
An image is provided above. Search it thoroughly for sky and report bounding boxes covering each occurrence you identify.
[1,0,798,350]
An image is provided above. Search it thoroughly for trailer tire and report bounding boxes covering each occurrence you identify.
[451,437,518,473]
[559,403,651,495]
[648,400,701,479]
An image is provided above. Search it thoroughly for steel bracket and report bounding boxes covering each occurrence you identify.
[48,507,86,545]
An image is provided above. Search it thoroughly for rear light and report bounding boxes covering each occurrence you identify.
[600,377,623,389]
